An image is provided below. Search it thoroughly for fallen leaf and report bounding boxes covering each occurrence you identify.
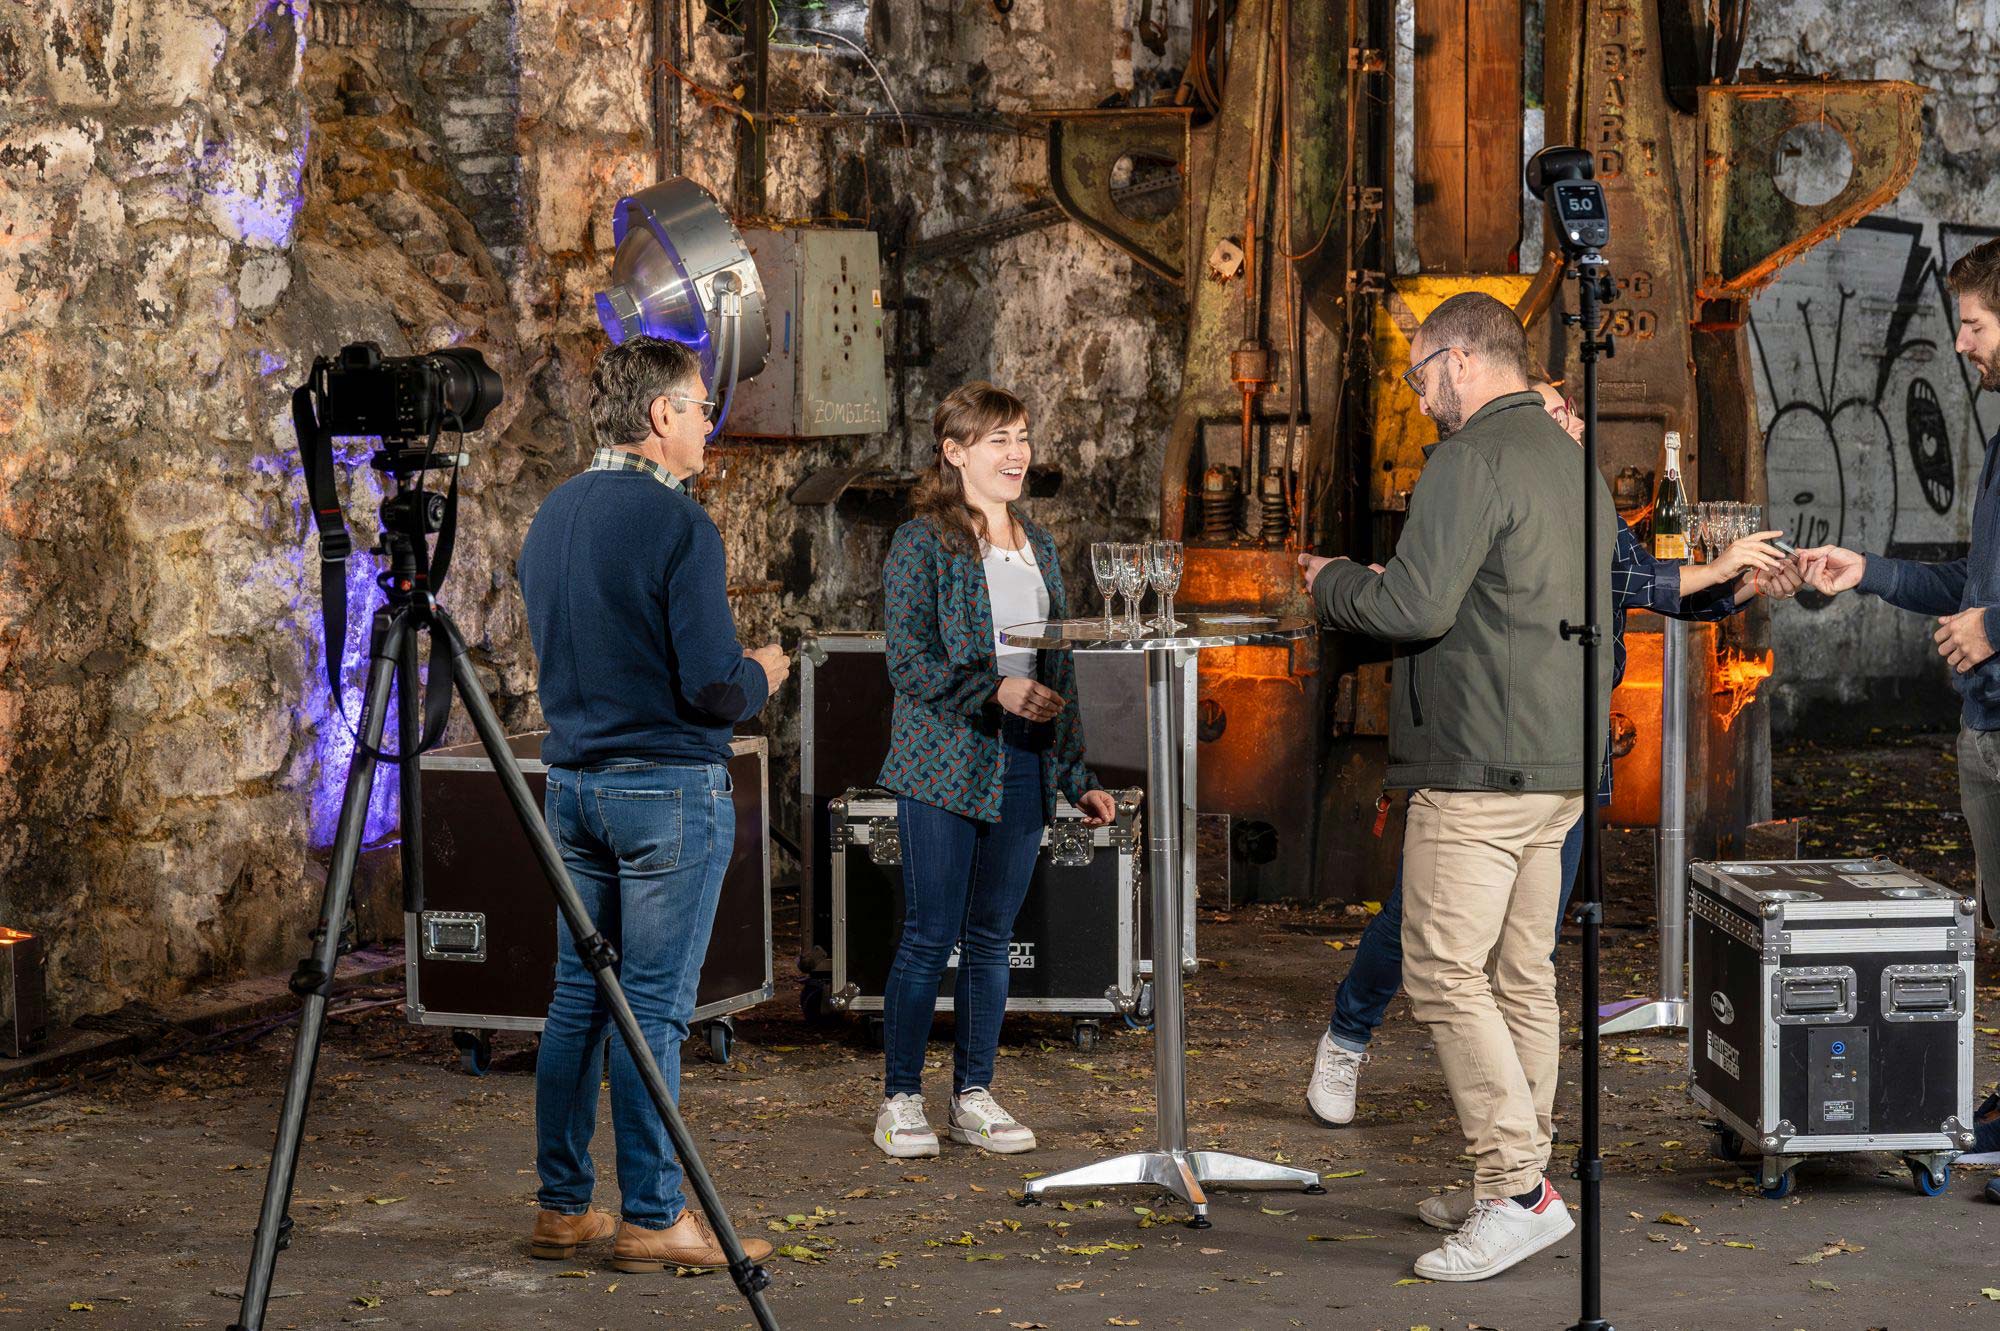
[1306,1234,1378,1242]
[1723,1241,1756,1250]
[842,1186,874,1199]
[365,1196,407,1206]
[352,1295,383,1308]
[1259,1206,1295,1217]
[1011,1323,1051,1329]
[1108,1320,1140,1327]
[1656,1212,1692,1227]
[69,1303,94,1312]
[1197,1248,1223,1256]
[556,1271,590,1279]
[1809,1279,1838,1291]
[775,1244,825,1263]
[1393,1277,1433,1286]
[426,1288,454,1296]
[1323,1169,1365,1180]
[1983,1288,2000,1301]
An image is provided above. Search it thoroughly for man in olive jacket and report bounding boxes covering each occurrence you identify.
[1300,292,1615,1283]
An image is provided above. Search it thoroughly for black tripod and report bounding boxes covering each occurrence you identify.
[228,468,778,1331]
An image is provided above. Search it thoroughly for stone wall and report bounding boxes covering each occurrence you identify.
[1741,2,2000,733]
[1,0,1186,1018]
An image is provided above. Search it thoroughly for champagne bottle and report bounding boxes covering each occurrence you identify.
[1653,431,1689,561]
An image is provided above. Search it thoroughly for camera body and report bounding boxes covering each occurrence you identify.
[319,342,503,444]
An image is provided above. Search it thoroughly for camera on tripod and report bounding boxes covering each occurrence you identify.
[313,341,504,468]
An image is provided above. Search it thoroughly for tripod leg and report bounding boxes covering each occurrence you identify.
[231,609,409,1331]
[430,610,779,1331]
[395,616,425,916]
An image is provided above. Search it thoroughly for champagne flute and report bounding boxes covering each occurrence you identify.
[1144,540,1185,631]
[1090,541,1118,633]
[1114,543,1149,636]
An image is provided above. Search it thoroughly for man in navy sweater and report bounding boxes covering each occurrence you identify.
[1800,236,2000,1184]
[517,335,789,1270]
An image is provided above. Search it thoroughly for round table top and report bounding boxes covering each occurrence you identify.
[998,613,1315,653]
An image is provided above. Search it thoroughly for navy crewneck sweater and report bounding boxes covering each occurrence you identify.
[518,469,768,768]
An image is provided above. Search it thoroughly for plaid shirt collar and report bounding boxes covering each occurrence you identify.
[588,446,682,492]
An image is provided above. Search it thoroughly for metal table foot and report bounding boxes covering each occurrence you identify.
[1597,997,1688,1035]
[1024,1149,1211,1219]
[1188,1149,1326,1192]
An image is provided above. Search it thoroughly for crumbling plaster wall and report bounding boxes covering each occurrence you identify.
[1,0,1187,1018]
[1740,3,2000,733]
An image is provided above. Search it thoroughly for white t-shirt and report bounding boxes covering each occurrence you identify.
[984,538,1050,679]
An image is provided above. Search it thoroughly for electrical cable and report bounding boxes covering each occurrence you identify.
[798,28,909,148]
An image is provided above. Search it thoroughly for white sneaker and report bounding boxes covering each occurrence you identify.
[1413,1184,1574,1282]
[948,1087,1038,1154]
[874,1093,940,1159]
[1417,1189,1475,1231]
[1306,1032,1366,1126]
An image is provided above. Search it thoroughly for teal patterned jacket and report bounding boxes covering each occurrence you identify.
[878,515,1098,822]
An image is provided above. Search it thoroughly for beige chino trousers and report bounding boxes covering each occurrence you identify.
[1400,787,1584,1200]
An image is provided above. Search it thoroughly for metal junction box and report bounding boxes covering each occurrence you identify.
[730,228,887,438]
[1688,857,1975,1196]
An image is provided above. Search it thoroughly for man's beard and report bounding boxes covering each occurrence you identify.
[1431,374,1466,439]
[1977,354,2000,393]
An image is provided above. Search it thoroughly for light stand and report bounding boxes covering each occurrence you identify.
[1528,145,1616,1331]
[228,442,779,1330]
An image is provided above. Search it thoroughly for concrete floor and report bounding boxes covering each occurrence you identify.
[5,729,1998,1331]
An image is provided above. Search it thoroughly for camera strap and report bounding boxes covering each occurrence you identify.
[293,380,354,719]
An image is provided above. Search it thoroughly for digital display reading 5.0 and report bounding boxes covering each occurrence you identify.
[1556,184,1607,220]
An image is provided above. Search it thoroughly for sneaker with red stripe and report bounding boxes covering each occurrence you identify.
[1412,1180,1574,1282]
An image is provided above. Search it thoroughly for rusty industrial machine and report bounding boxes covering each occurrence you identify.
[1048,0,1924,902]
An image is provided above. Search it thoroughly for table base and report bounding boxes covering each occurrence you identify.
[1597,997,1687,1035]
[1021,1148,1324,1224]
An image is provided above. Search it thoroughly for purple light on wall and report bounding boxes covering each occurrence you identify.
[299,446,404,848]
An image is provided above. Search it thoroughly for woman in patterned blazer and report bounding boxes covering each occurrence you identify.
[870,381,1117,1160]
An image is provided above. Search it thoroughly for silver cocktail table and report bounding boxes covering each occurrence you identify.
[998,613,1325,1227]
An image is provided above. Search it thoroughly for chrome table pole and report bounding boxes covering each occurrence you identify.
[1600,613,1689,1035]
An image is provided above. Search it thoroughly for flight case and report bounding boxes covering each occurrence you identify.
[827,786,1143,1051]
[406,733,773,1070]
[1688,857,1975,1197]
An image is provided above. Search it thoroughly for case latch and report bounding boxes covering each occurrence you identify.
[867,818,902,866]
[1050,821,1094,868]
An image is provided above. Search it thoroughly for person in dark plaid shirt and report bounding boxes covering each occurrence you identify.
[1304,380,1805,1130]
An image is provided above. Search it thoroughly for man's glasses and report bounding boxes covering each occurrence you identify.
[1400,344,1458,398]
[669,394,716,413]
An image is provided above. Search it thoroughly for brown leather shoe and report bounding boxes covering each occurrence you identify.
[529,1207,617,1260]
[611,1212,774,1272]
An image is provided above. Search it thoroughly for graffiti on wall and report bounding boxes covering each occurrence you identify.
[1750,218,1997,588]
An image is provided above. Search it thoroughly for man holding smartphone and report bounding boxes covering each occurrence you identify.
[517,335,789,1270]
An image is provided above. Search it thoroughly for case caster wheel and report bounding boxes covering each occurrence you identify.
[451,1028,493,1077]
[1713,1127,1746,1162]
[1071,1020,1100,1053]
[1911,1159,1952,1196]
[1758,1170,1795,1201]
[1135,981,1155,1022]
[800,977,838,1024]
[704,1018,735,1066]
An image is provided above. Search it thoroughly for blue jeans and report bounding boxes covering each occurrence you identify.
[1328,806,1586,1052]
[535,759,733,1228]
[882,731,1046,1098]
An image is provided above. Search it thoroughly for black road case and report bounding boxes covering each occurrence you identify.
[406,733,774,1069]
[798,631,1195,1017]
[1688,857,1975,1197]
[827,786,1143,1051]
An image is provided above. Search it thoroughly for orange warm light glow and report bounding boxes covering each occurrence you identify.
[1713,648,1775,731]
[0,927,31,946]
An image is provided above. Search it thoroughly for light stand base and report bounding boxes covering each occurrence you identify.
[1596,998,1688,1035]
[1021,1148,1324,1223]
